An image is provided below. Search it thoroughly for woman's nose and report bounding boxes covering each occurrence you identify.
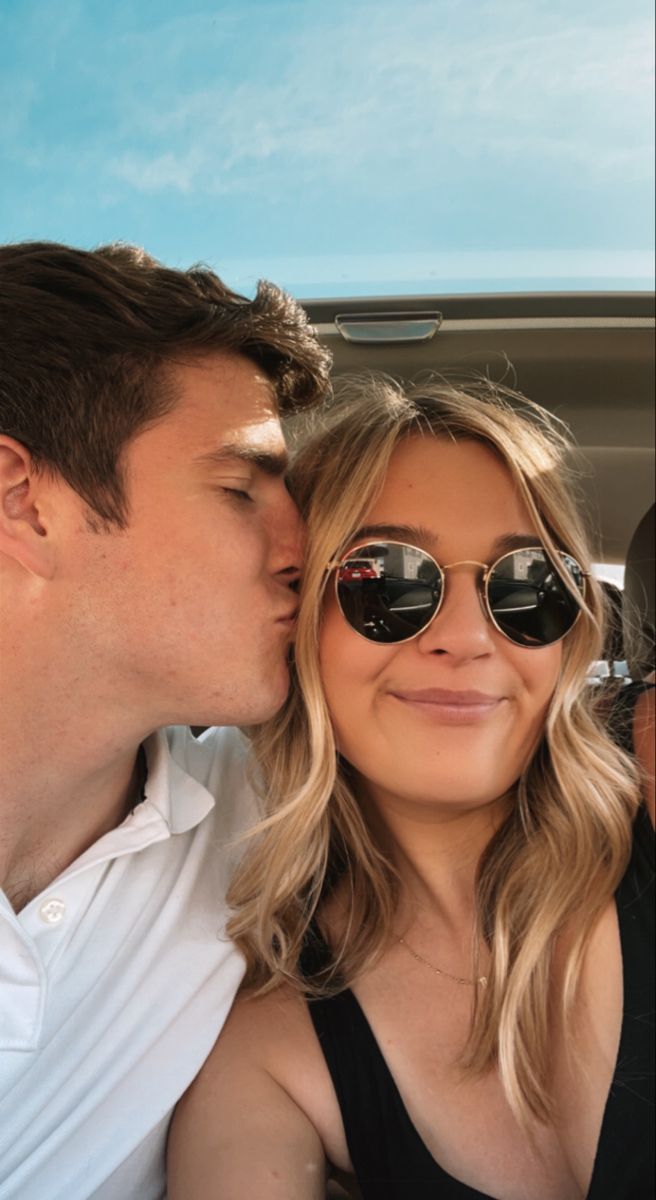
[416,564,495,659]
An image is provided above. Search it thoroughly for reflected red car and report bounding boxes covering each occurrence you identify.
[340,561,378,583]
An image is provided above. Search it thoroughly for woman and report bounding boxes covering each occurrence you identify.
[168,377,654,1200]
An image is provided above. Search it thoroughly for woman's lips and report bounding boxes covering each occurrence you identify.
[389,687,505,724]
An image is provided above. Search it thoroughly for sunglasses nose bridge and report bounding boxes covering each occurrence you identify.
[441,559,489,573]
[441,560,488,593]
[437,559,491,625]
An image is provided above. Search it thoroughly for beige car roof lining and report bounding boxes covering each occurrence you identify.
[301,293,655,565]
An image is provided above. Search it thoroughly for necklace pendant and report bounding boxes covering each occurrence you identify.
[479,976,488,988]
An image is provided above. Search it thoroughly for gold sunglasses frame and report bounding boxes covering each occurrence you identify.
[327,540,588,648]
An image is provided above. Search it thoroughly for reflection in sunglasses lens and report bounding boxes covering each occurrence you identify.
[337,543,441,643]
[337,543,583,647]
[488,549,583,647]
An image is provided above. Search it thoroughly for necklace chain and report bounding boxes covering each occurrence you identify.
[397,936,488,988]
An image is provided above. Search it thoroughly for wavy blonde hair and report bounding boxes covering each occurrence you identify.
[228,374,641,1124]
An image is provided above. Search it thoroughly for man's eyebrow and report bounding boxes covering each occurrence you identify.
[194,444,290,477]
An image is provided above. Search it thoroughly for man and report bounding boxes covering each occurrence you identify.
[0,241,330,1199]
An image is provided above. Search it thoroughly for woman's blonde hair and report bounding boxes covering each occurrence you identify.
[228,374,641,1124]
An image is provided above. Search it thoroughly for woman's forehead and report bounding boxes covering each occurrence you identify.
[378,435,522,496]
[361,436,538,548]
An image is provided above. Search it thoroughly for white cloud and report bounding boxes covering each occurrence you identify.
[100,6,653,199]
[112,148,206,194]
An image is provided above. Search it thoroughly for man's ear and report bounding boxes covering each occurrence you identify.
[0,438,57,579]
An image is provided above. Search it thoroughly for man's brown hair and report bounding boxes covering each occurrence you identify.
[0,241,331,525]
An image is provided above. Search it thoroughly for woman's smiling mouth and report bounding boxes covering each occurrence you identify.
[388,687,506,723]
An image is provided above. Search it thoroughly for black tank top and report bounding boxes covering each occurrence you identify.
[305,684,655,1200]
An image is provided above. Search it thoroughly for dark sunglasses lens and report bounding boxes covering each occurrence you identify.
[488,549,584,646]
[336,543,442,643]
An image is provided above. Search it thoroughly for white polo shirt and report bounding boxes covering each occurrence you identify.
[0,725,258,1200]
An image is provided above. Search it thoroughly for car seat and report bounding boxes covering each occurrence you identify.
[623,503,655,680]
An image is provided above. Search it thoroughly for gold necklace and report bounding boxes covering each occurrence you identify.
[398,936,488,988]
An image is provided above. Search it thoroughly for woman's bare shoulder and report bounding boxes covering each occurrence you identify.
[192,983,319,1079]
[171,982,352,1183]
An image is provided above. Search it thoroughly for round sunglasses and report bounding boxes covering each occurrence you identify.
[329,541,587,648]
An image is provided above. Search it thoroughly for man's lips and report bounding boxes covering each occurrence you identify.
[276,606,299,625]
[388,687,506,723]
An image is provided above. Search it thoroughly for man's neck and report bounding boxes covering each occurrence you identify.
[0,663,152,911]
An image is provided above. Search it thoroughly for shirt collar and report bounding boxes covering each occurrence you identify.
[140,728,215,835]
[8,729,217,900]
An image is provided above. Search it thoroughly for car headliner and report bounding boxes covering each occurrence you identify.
[299,291,655,566]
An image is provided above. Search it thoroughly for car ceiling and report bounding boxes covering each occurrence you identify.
[301,292,655,565]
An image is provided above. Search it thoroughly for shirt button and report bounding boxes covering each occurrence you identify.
[39,897,66,925]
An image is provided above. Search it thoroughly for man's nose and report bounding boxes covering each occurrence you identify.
[272,488,305,581]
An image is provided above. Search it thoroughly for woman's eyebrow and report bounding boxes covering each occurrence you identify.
[348,527,542,555]
[490,533,544,555]
[349,522,437,545]
[194,444,290,477]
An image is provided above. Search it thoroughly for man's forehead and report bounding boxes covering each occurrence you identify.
[169,351,276,405]
[166,354,285,442]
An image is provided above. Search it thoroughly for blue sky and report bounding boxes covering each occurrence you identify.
[1,0,654,296]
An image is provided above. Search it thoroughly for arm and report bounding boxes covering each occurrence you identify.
[167,993,327,1200]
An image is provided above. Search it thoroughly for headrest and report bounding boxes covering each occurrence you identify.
[599,580,625,667]
[623,503,655,679]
